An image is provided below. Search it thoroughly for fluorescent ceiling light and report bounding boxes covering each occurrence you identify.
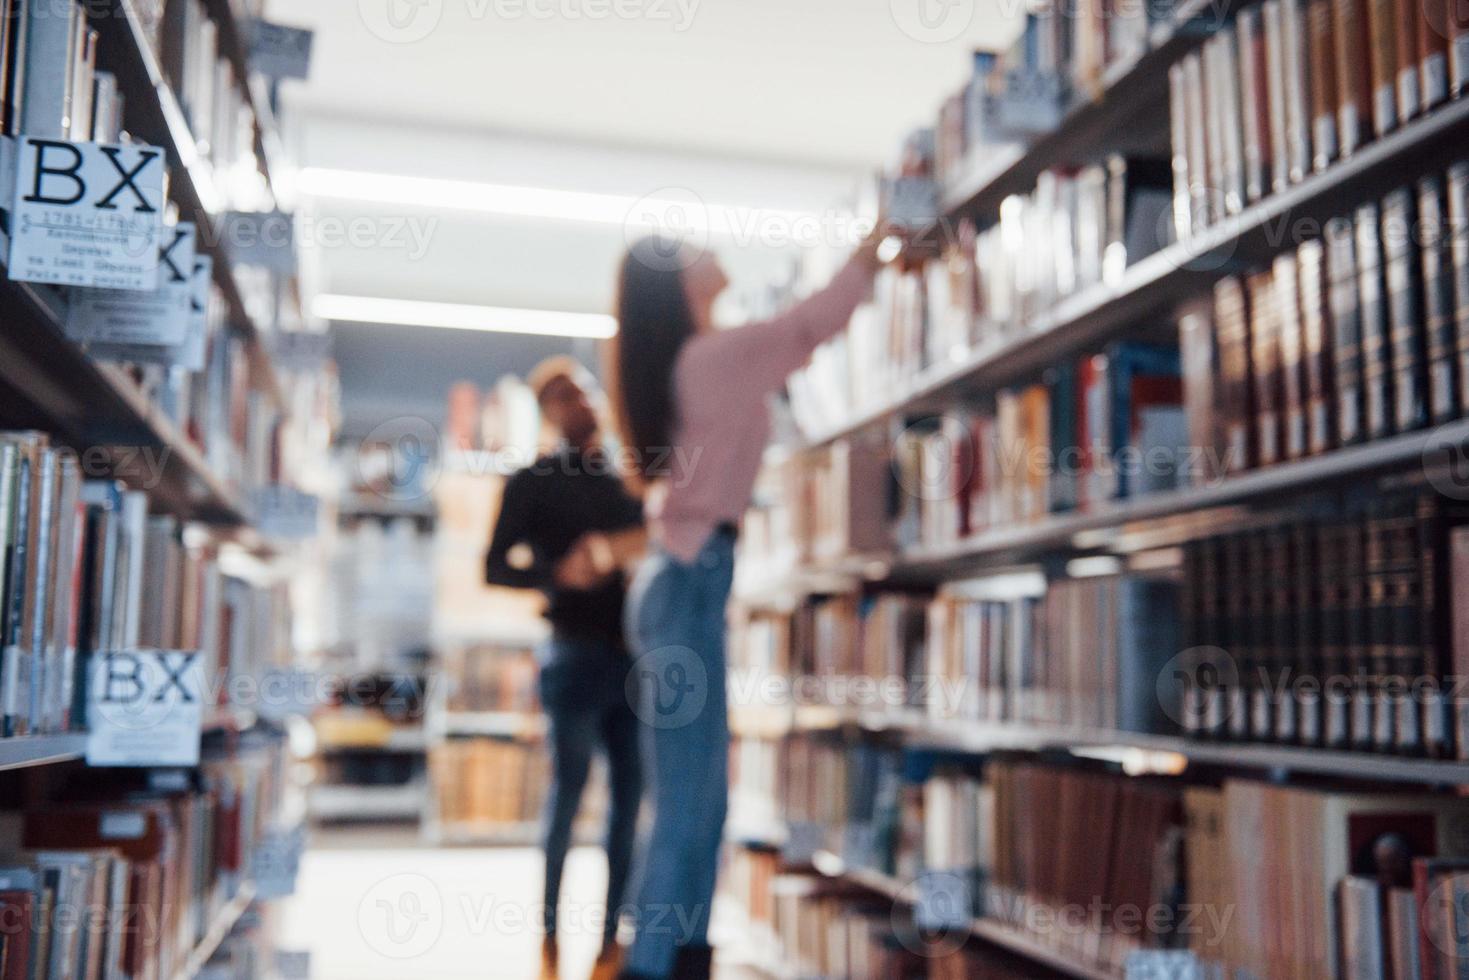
[295,167,814,234]
[314,294,616,339]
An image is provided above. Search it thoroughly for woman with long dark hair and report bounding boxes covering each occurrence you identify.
[607,225,889,980]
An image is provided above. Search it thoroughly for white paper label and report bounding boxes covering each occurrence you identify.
[251,825,307,899]
[85,650,204,767]
[66,222,195,347]
[1455,36,1469,93]
[1124,950,1207,979]
[8,139,165,290]
[99,812,146,840]
[275,951,311,979]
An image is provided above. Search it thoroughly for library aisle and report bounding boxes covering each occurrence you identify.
[8,0,1469,978]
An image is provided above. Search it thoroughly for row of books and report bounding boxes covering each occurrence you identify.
[933,2,1180,192]
[1169,0,1469,239]
[734,482,1469,759]
[926,572,1180,733]
[0,733,287,980]
[1189,166,1469,478]
[441,645,539,716]
[0,0,122,143]
[428,736,560,829]
[922,756,1469,978]
[1,432,293,737]
[787,161,1173,439]
[1178,487,1469,758]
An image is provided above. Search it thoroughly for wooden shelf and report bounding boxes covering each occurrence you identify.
[887,417,1469,577]
[811,852,1118,980]
[939,0,1245,223]
[0,734,88,772]
[0,278,249,524]
[801,96,1469,452]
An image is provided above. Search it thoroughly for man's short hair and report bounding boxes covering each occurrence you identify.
[527,356,590,405]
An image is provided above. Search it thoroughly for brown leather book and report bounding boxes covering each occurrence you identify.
[1264,0,1293,192]
[1395,0,1424,119]
[1418,174,1460,424]
[1282,0,1314,183]
[1367,0,1399,135]
[1356,201,1394,440]
[1454,0,1469,96]
[1382,187,1428,432]
[1298,238,1336,455]
[1326,215,1366,446]
[1214,276,1256,473]
[1239,8,1274,201]
[1309,0,1340,171]
[1247,268,1284,466]
[1419,0,1451,107]
[1449,163,1469,415]
[1333,0,1375,155]
[1275,252,1308,459]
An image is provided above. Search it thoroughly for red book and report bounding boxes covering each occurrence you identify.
[0,890,33,980]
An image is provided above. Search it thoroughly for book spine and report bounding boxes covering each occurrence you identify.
[1333,0,1374,156]
[1294,520,1323,745]
[1308,0,1340,172]
[1343,511,1376,751]
[1319,518,1351,748]
[1451,526,1469,759]
[1420,0,1450,108]
[1269,527,1298,741]
[1383,187,1429,432]
[1219,27,1247,216]
[1226,533,1255,740]
[1356,202,1395,440]
[1248,269,1284,466]
[17,0,76,140]
[1396,0,1424,120]
[1183,53,1211,231]
[1238,9,1272,204]
[1275,252,1308,460]
[1282,0,1314,184]
[1214,277,1255,473]
[1419,173,1461,424]
[1455,0,1469,97]
[1204,36,1229,221]
[1169,63,1193,243]
[1414,492,1451,759]
[1449,163,1469,418]
[1367,0,1399,136]
[1264,0,1293,194]
[1298,238,1336,456]
[1327,216,1366,446]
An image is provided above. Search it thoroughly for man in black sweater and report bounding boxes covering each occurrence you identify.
[485,357,646,980]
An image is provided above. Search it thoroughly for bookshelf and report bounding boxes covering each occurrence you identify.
[807,96,1469,451]
[729,0,1469,975]
[86,0,287,407]
[809,852,1119,980]
[0,733,88,772]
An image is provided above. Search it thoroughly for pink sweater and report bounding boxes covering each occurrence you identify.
[652,254,878,563]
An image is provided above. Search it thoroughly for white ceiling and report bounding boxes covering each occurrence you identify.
[267,0,1021,168]
[263,0,1022,431]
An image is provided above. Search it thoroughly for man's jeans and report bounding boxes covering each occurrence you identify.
[538,635,643,946]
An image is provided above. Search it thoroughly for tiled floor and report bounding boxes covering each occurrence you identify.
[279,826,758,980]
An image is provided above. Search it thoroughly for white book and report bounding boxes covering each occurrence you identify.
[18,0,78,139]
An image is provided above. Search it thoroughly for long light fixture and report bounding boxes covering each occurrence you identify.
[295,167,815,234]
[313,294,617,339]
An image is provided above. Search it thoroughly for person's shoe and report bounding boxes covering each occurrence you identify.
[670,944,713,980]
[539,936,559,980]
[589,942,624,980]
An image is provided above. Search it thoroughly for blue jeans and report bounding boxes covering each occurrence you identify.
[622,531,734,978]
[538,635,643,945]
